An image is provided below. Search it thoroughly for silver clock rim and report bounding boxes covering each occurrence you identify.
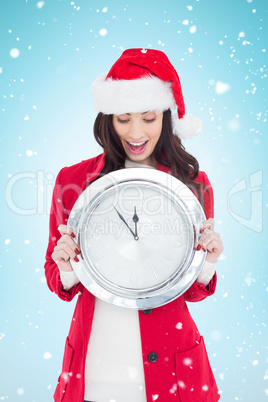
[68,168,207,309]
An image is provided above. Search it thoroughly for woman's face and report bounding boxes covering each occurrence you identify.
[112,111,163,167]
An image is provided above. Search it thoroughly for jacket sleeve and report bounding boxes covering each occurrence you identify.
[44,168,83,302]
[184,171,217,303]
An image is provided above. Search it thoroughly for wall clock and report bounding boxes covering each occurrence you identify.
[68,168,206,309]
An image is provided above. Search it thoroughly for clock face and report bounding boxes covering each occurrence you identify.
[68,169,206,309]
[84,184,192,290]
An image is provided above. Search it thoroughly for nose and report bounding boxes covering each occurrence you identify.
[129,121,145,141]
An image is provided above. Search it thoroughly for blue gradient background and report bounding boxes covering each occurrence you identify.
[0,0,267,400]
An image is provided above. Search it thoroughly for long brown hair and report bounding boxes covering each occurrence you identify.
[93,110,209,211]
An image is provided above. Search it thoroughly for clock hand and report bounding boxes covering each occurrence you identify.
[113,206,138,240]
[132,206,139,239]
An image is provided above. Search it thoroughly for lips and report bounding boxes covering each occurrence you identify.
[126,140,149,154]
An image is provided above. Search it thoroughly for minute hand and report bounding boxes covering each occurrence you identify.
[113,206,138,240]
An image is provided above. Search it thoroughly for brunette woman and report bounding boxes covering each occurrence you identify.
[45,48,223,402]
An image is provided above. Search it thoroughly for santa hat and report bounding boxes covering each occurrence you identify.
[92,48,202,139]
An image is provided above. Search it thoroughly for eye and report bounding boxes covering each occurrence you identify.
[144,118,156,123]
[117,118,129,124]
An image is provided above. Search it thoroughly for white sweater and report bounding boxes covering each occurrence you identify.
[59,161,217,401]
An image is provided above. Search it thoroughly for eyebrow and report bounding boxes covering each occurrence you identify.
[125,111,150,115]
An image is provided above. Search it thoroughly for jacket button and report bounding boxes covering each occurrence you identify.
[148,352,158,363]
[143,309,153,314]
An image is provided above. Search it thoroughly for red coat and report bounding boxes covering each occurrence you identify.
[44,153,220,402]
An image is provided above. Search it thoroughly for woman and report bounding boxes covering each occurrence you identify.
[45,48,224,402]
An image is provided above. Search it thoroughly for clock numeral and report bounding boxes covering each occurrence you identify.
[165,256,175,265]
[100,214,110,223]
[111,266,120,278]
[167,217,178,224]
[96,252,110,260]
[151,267,158,279]
[152,201,161,212]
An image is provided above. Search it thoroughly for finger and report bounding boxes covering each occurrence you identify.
[196,228,213,249]
[205,239,221,254]
[52,248,71,263]
[57,234,80,253]
[200,218,215,233]
[199,229,220,250]
[200,229,219,245]
[58,224,76,238]
[54,243,79,261]
[196,231,218,251]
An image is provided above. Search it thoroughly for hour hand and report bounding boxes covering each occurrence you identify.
[113,206,138,240]
[132,206,139,239]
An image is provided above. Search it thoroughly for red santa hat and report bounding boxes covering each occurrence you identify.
[92,48,202,139]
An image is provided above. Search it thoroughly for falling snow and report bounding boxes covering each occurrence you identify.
[189,25,197,34]
[215,81,231,94]
[1,1,267,401]
[36,1,45,9]
[99,28,108,36]
[43,352,52,359]
[10,48,20,58]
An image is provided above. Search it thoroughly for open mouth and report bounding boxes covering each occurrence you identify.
[126,140,149,154]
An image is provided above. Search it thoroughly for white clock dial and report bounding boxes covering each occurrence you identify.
[83,184,192,290]
[68,168,206,309]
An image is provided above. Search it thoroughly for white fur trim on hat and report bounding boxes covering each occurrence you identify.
[92,73,177,115]
[172,113,203,139]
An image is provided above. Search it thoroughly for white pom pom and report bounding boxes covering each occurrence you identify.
[172,113,203,139]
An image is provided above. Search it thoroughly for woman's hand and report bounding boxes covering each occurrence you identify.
[196,218,224,263]
[51,225,80,272]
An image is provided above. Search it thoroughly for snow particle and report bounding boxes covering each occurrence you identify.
[17,388,24,395]
[10,48,20,58]
[202,385,209,391]
[183,357,193,366]
[239,31,245,38]
[252,360,258,366]
[102,7,108,13]
[99,28,107,36]
[187,5,193,10]
[0,67,3,74]
[176,322,183,330]
[43,352,52,359]
[4,239,11,245]
[189,25,197,34]
[26,150,33,157]
[182,19,189,25]
[37,1,45,8]
[152,395,159,401]
[215,81,231,94]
